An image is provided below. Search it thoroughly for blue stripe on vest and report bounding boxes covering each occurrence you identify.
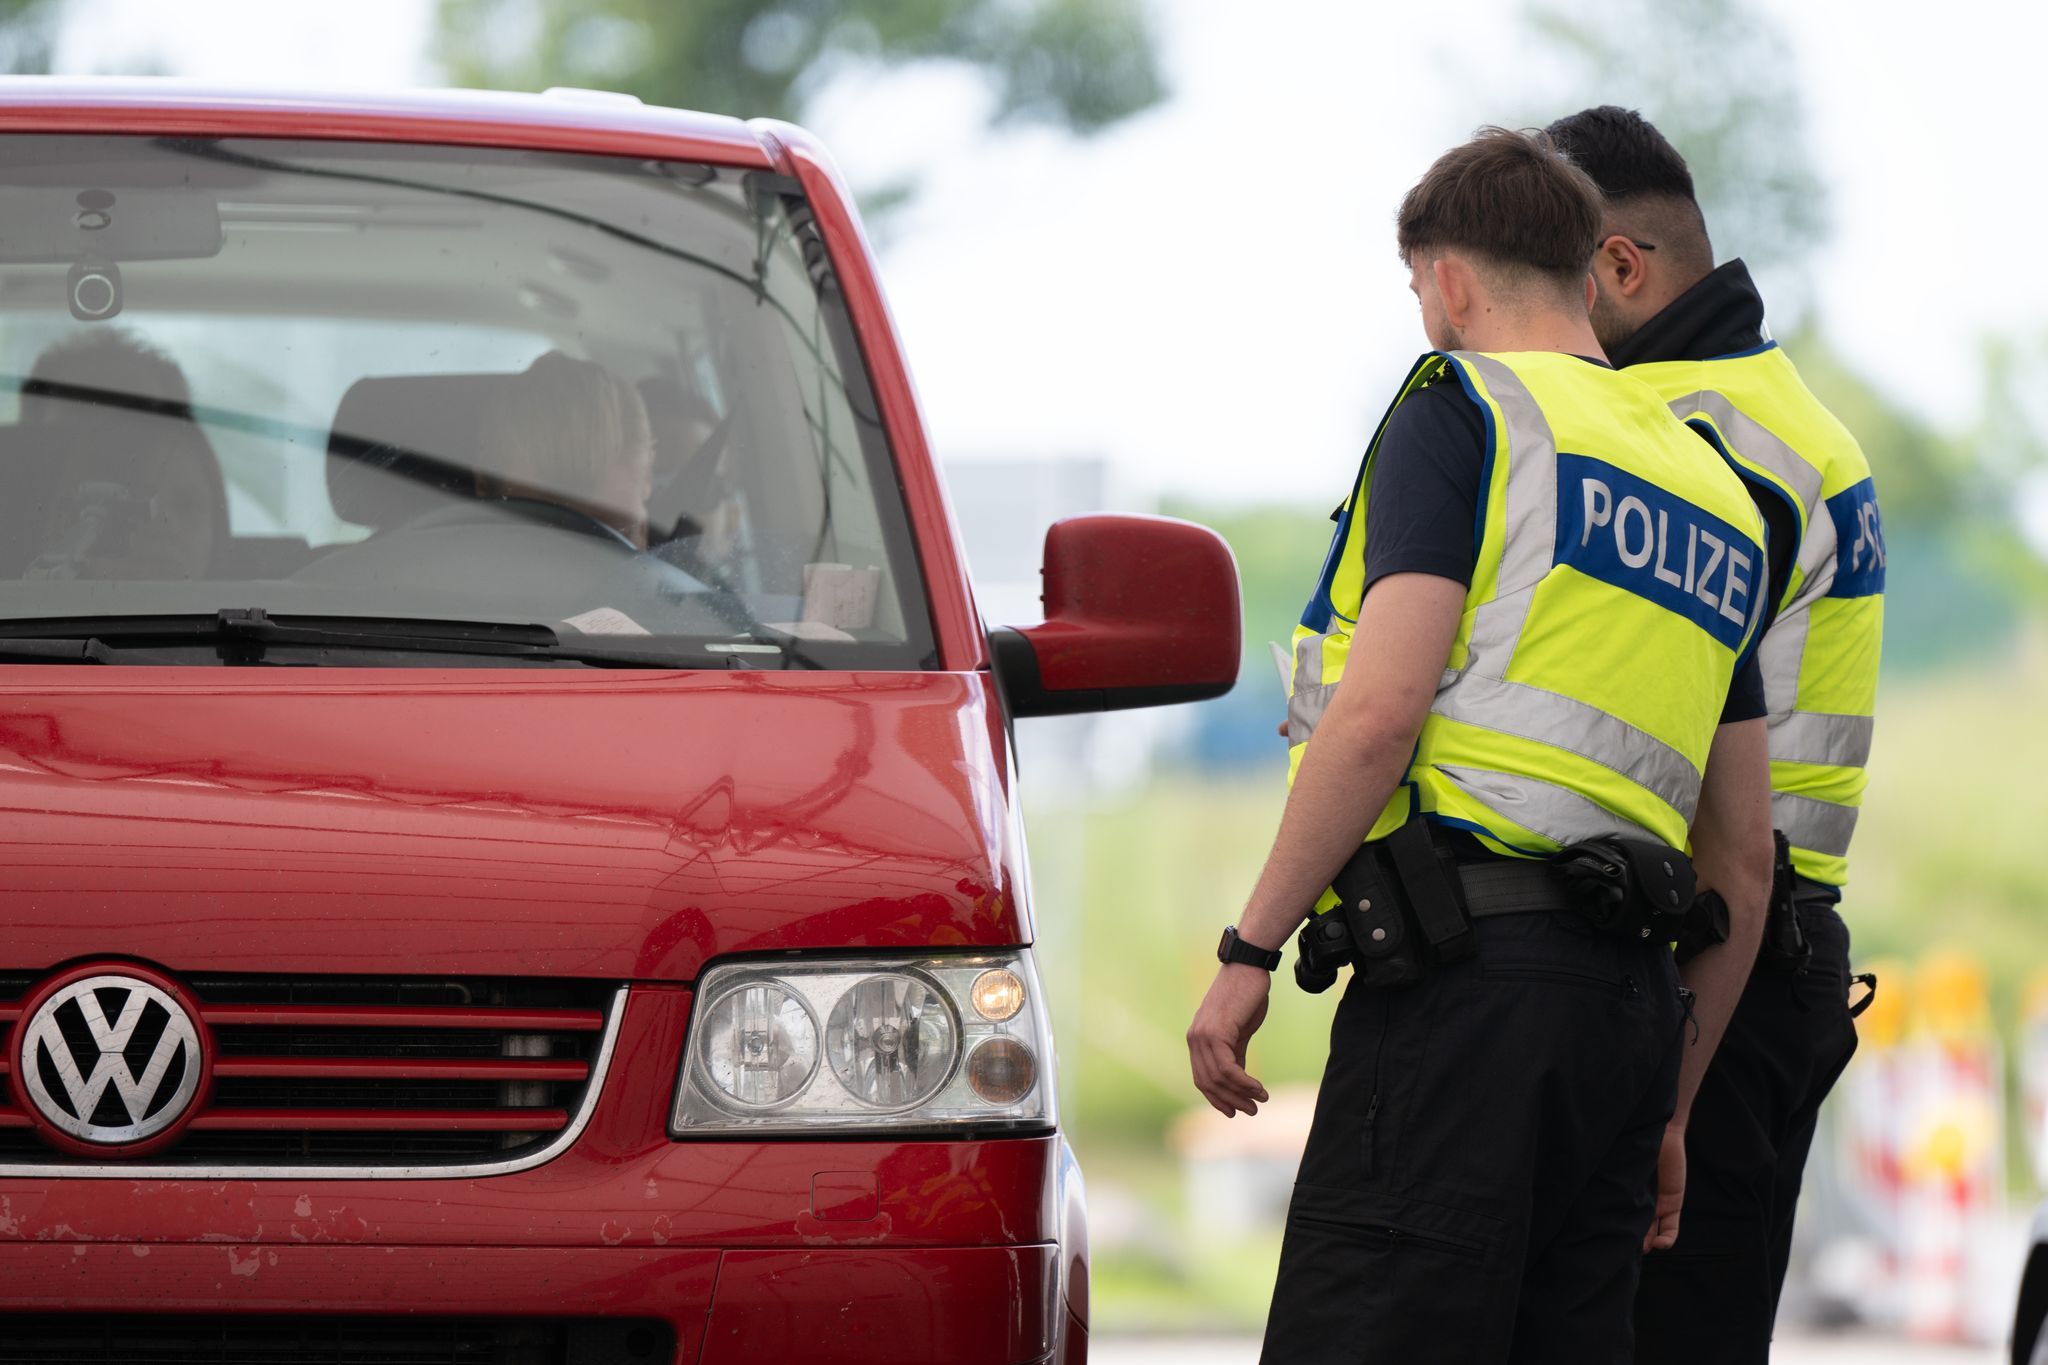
[1552,452,1766,652]
[1825,478,1885,599]
[1298,512,1352,633]
[1439,361,1499,563]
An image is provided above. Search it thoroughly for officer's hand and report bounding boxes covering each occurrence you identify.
[1187,964,1272,1117]
[1644,1123,1687,1252]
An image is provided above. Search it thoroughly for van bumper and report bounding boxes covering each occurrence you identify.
[0,1134,1086,1364]
[0,1241,1061,1363]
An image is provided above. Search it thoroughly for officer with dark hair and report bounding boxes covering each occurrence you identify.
[1184,127,1773,1363]
[1547,104,1884,1364]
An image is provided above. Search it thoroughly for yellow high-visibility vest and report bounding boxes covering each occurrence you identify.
[1289,351,1768,904]
[1629,342,1883,888]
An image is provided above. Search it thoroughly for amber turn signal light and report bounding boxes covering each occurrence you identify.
[970,968,1026,1022]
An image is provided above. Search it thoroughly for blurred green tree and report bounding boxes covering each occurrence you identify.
[1520,0,1827,273]
[1941,333,2048,604]
[0,0,57,73]
[435,0,1166,136]
[1783,323,1961,530]
[1161,500,1332,656]
[1782,324,2026,671]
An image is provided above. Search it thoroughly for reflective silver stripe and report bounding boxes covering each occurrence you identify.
[1463,584,1535,682]
[1437,764,1664,847]
[1290,681,1335,745]
[1294,631,1325,688]
[1461,354,1560,599]
[1772,791,1858,858]
[1791,509,1838,605]
[1431,675,1703,820]
[1769,710,1873,769]
[1289,632,1331,744]
[1667,390,1824,512]
[1455,354,1559,673]
[1756,476,1842,729]
[1756,597,1811,717]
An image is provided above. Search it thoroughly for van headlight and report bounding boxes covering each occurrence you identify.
[672,951,1055,1135]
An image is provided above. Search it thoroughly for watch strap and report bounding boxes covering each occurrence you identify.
[1218,925,1283,971]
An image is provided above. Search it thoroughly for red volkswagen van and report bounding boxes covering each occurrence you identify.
[0,80,1239,1363]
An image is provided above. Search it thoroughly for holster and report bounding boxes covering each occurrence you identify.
[1673,889,1731,964]
[1758,829,1811,975]
[1554,836,1695,941]
[1327,818,1476,989]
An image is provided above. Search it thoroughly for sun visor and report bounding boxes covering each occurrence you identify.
[0,188,222,263]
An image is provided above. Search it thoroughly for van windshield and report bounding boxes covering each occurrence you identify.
[0,136,934,669]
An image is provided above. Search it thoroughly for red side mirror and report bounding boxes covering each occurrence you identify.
[991,513,1241,717]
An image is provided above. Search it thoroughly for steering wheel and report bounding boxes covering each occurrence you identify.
[398,495,767,637]
[652,528,762,636]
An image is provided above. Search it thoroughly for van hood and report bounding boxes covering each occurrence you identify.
[0,668,1025,981]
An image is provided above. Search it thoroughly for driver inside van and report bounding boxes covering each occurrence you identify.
[640,375,745,573]
[17,329,226,581]
[476,349,655,550]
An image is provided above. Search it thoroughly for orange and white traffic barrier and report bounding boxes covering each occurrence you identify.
[2020,965,2048,1189]
[1897,951,2003,1344]
[1839,955,1910,1329]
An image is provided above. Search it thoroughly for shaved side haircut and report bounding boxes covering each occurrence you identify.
[1546,106,1716,282]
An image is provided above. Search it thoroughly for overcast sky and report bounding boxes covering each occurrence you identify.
[50,0,2035,504]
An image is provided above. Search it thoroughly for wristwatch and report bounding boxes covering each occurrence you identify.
[1217,925,1284,972]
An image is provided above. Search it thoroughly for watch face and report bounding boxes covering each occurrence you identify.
[1217,927,1236,961]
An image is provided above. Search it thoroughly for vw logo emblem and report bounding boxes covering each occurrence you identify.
[16,969,205,1149]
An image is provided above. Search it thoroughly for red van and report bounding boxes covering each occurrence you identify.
[0,80,1239,1363]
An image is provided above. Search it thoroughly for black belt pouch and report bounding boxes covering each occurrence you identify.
[1330,842,1427,989]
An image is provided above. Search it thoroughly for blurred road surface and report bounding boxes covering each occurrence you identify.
[1090,1333,2002,1364]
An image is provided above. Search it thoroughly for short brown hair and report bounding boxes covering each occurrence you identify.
[1396,127,1604,291]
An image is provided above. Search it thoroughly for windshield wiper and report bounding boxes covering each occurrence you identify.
[0,610,717,668]
[0,637,119,664]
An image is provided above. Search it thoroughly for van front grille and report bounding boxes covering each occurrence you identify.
[0,974,621,1172]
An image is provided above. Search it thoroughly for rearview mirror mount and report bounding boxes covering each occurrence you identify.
[0,187,223,264]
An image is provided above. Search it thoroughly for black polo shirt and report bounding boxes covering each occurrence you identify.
[1356,348,1768,724]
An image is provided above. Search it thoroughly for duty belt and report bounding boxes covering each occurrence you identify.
[1294,819,1696,995]
[1455,859,1575,916]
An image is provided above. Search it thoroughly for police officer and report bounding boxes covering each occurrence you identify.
[1545,105,1884,1363]
[1185,126,1774,1363]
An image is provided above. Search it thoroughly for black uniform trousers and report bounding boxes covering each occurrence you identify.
[1632,891,1858,1363]
[1261,909,1686,1364]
